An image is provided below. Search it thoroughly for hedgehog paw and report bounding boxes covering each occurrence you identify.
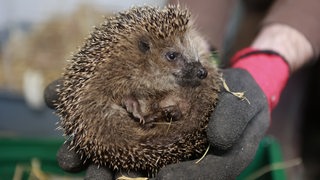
[145,111,162,123]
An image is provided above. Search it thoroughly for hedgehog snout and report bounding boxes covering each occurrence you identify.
[197,67,207,79]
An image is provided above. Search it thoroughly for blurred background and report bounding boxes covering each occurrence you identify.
[0,0,166,138]
[0,0,319,179]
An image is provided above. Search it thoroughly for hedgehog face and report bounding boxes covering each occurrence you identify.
[135,30,210,88]
[163,49,208,87]
[99,5,212,89]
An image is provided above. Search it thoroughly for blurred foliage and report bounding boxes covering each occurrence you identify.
[0,4,111,93]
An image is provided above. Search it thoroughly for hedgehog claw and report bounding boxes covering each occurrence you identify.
[139,117,145,124]
[144,111,162,124]
[162,105,182,121]
[122,95,145,123]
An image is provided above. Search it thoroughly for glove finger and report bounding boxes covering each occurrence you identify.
[214,105,270,178]
[44,78,63,109]
[207,68,268,150]
[207,92,256,150]
[85,164,113,180]
[56,141,87,172]
[155,106,269,180]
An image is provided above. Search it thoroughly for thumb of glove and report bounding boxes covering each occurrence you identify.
[207,68,269,151]
[44,78,63,109]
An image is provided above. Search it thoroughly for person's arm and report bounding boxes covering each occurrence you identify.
[252,24,313,72]
[230,0,320,111]
[263,0,320,60]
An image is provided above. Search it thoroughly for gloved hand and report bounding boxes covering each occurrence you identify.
[44,48,290,179]
[208,47,290,151]
[154,47,290,179]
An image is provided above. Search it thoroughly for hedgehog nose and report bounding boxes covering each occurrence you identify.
[197,67,207,79]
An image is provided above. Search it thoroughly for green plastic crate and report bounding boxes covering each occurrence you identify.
[0,136,285,180]
[0,137,83,179]
[237,136,286,180]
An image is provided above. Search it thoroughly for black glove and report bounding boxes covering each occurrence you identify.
[153,68,270,179]
[44,68,269,179]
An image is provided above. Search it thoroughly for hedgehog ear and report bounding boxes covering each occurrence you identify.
[138,37,150,53]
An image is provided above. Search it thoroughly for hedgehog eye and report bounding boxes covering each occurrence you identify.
[138,38,150,53]
[165,52,179,61]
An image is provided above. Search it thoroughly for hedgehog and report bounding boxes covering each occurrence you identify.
[56,5,222,176]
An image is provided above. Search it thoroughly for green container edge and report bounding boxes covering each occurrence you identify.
[237,136,286,180]
[0,136,285,179]
[0,137,84,179]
